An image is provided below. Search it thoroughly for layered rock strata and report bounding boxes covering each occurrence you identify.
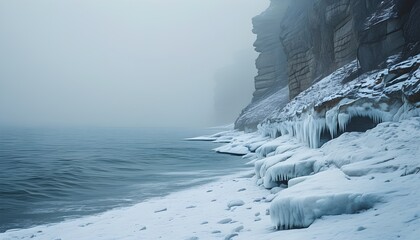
[236,0,420,131]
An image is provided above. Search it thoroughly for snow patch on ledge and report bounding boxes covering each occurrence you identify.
[364,0,398,29]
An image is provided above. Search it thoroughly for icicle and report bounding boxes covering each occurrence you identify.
[326,107,338,138]
[338,113,350,132]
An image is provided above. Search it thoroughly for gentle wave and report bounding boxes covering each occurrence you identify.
[0,127,245,232]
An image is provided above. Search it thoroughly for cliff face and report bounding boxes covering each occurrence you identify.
[235,0,420,131]
[234,0,291,131]
[282,0,371,98]
[252,0,291,99]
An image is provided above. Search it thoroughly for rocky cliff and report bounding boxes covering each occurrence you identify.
[235,0,420,131]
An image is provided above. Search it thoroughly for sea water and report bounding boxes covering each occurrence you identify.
[0,127,246,232]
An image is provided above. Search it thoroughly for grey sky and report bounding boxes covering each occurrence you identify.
[0,0,267,128]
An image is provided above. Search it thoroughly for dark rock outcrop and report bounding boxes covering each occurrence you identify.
[282,0,382,99]
[235,0,420,131]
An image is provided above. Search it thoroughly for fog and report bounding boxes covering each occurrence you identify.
[214,50,256,125]
[0,0,267,128]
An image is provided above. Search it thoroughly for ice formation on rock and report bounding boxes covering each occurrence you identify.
[258,55,420,148]
[270,192,379,230]
[263,160,316,189]
[264,118,419,230]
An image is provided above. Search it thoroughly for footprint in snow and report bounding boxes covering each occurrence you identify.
[224,233,238,240]
[232,225,244,232]
[357,226,366,231]
[185,237,199,240]
[227,200,245,209]
[78,223,93,227]
[154,208,167,213]
[218,218,233,224]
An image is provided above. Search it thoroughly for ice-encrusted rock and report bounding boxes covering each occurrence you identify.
[268,168,381,230]
[271,192,379,230]
[212,131,267,156]
[263,160,316,189]
[259,55,420,148]
[255,140,323,188]
[253,117,420,230]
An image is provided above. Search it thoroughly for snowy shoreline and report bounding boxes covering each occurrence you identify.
[1,170,274,240]
[2,118,419,240]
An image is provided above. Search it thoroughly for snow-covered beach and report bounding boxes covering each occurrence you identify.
[2,117,419,240]
[1,0,420,239]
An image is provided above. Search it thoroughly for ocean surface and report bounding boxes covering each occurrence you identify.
[0,127,247,233]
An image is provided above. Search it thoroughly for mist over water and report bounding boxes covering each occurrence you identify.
[0,0,267,128]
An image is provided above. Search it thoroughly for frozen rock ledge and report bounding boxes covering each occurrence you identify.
[270,193,379,230]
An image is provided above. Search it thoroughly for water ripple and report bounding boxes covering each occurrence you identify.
[0,127,246,232]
